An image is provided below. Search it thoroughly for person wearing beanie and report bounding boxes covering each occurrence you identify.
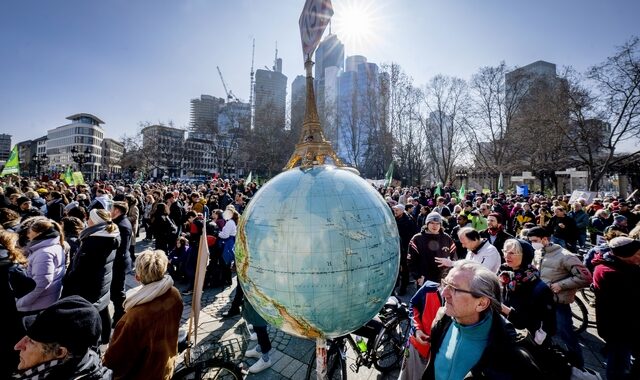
[605,214,629,235]
[591,237,640,379]
[527,226,592,369]
[408,211,457,285]
[393,203,417,296]
[17,195,43,222]
[12,295,112,379]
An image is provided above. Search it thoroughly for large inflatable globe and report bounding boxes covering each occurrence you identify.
[235,165,400,339]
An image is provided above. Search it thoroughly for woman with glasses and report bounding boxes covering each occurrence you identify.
[422,260,542,380]
[498,239,556,347]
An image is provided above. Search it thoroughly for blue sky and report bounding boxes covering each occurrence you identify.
[1,0,638,145]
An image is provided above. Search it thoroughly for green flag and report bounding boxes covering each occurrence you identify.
[459,183,466,200]
[435,184,442,196]
[384,162,394,187]
[0,146,19,177]
[246,171,252,184]
[64,167,74,185]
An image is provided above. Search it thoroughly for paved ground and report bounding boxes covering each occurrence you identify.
[127,234,607,379]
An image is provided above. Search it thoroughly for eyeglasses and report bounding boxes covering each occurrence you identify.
[440,279,482,298]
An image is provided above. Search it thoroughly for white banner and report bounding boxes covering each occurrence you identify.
[299,0,334,60]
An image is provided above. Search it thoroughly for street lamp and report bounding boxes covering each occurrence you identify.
[71,146,91,172]
[32,153,49,176]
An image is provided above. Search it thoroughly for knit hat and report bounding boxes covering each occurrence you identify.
[614,214,627,224]
[609,237,640,258]
[425,211,443,224]
[23,295,101,354]
[16,196,31,206]
[89,208,106,225]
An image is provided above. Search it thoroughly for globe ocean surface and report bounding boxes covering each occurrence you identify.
[236,165,400,339]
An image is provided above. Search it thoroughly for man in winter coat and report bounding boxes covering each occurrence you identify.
[528,226,592,369]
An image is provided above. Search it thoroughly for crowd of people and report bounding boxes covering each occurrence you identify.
[386,185,639,380]
[0,176,259,378]
[1,175,639,379]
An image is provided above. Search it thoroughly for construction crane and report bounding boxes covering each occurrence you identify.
[216,66,237,102]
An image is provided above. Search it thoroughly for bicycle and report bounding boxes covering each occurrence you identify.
[172,330,244,379]
[305,296,410,379]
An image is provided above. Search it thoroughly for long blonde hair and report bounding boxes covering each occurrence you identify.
[0,230,28,265]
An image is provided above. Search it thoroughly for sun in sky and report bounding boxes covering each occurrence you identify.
[332,0,383,53]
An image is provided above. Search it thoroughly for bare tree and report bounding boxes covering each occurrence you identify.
[580,36,640,190]
[465,62,527,174]
[383,63,426,185]
[418,75,469,184]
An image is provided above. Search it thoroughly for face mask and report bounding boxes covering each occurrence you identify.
[531,242,544,251]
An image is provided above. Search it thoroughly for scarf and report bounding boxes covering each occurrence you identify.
[123,275,174,312]
[12,359,61,380]
[498,264,540,293]
[487,225,503,236]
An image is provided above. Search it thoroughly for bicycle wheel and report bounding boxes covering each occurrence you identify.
[305,347,347,380]
[173,359,243,380]
[373,316,410,372]
[570,296,588,334]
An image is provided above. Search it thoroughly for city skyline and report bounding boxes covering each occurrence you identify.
[1,0,638,145]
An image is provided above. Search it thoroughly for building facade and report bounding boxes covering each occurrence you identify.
[314,34,345,81]
[217,101,251,134]
[182,132,216,178]
[0,134,11,164]
[141,124,185,179]
[190,95,225,133]
[290,75,306,139]
[101,138,124,178]
[254,64,287,130]
[47,114,105,180]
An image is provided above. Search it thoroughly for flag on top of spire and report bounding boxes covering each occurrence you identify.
[299,0,334,60]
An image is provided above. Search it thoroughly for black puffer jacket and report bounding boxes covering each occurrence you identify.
[62,223,120,311]
[0,248,36,378]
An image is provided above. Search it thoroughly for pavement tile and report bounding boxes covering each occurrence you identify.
[270,352,294,372]
[280,358,304,378]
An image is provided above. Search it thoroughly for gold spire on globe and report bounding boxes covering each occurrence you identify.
[283,59,345,170]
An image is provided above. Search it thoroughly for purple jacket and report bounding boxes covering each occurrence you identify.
[16,237,66,312]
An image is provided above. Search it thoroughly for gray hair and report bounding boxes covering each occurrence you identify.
[452,260,502,314]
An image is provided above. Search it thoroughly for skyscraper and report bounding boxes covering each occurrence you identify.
[254,61,287,130]
[290,75,306,138]
[337,57,385,172]
[314,34,345,81]
[190,95,225,133]
[0,134,11,163]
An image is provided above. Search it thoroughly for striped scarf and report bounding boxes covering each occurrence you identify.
[12,359,61,380]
